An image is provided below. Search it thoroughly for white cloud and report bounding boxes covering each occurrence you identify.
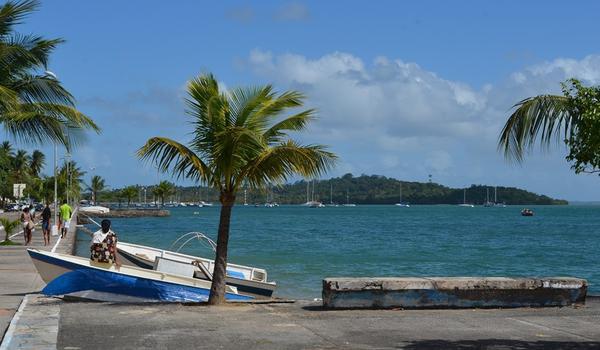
[246,50,600,200]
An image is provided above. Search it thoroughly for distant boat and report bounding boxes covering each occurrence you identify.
[458,189,474,207]
[521,208,534,216]
[27,248,251,302]
[395,183,410,207]
[199,201,213,207]
[343,190,356,207]
[493,187,506,207]
[79,206,110,215]
[483,188,493,207]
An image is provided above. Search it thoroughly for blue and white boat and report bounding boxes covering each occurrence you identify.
[27,248,252,302]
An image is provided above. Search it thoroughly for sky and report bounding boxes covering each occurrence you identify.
[11,0,600,201]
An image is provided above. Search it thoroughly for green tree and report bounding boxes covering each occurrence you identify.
[87,175,106,204]
[499,78,600,174]
[121,186,138,208]
[0,217,20,243]
[57,160,84,202]
[151,180,174,207]
[0,0,99,148]
[138,73,336,304]
[29,150,44,177]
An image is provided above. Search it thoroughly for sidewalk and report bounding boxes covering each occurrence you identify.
[0,211,77,348]
[56,298,600,349]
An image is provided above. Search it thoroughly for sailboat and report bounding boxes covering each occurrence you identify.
[343,190,356,207]
[304,179,324,207]
[493,186,507,207]
[326,183,339,207]
[483,187,494,207]
[395,183,410,207]
[458,188,474,207]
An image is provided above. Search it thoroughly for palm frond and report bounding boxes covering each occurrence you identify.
[498,95,572,161]
[13,73,74,105]
[263,109,315,143]
[137,137,213,185]
[239,140,336,189]
[0,0,38,37]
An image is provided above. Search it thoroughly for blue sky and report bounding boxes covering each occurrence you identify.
[12,0,600,200]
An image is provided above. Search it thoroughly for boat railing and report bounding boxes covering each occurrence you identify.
[169,231,217,253]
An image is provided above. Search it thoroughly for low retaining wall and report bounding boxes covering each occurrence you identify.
[322,277,587,309]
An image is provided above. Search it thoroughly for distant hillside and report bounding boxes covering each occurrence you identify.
[100,173,568,205]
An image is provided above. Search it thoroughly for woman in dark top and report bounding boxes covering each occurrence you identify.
[41,204,51,246]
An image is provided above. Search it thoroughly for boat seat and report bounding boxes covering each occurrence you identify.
[226,270,245,279]
[154,257,197,278]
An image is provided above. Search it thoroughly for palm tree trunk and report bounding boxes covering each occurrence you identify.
[208,191,235,305]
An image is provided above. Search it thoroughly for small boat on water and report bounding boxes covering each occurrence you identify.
[458,189,474,207]
[27,248,251,302]
[117,240,277,298]
[521,208,534,216]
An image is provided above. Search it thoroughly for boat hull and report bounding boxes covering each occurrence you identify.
[27,249,251,302]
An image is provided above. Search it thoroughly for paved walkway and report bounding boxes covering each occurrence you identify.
[0,211,76,348]
[57,298,600,349]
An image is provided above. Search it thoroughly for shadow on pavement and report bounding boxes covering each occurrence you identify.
[402,339,600,349]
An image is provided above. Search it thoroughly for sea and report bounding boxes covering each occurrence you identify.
[76,204,600,299]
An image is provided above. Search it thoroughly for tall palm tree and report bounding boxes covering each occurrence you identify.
[152,180,174,207]
[121,186,138,208]
[58,160,84,201]
[12,149,30,183]
[87,175,106,204]
[29,149,44,176]
[0,0,100,148]
[138,73,336,304]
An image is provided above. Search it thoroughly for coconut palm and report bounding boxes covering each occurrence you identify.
[12,149,30,183]
[151,180,174,207]
[87,175,106,204]
[498,78,595,168]
[138,73,336,304]
[0,0,99,148]
[0,217,20,243]
[29,149,44,177]
[121,186,138,208]
[58,160,84,201]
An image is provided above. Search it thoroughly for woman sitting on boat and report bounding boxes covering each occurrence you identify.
[90,219,121,268]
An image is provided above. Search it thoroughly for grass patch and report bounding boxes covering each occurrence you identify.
[0,240,20,246]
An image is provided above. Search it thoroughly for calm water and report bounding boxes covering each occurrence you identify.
[76,205,600,299]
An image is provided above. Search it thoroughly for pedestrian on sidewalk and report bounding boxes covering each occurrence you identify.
[90,219,121,269]
[59,200,72,238]
[20,206,34,245]
[41,203,51,246]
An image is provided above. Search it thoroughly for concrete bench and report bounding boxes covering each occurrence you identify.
[322,277,587,309]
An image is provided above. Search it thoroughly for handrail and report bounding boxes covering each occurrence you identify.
[169,232,217,253]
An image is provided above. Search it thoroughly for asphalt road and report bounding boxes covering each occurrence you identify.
[57,298,600,349]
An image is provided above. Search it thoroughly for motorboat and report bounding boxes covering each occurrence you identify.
[521,208,534,216]
[116,234,276,298]
[27,248,251,302]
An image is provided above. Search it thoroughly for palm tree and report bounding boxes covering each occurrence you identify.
[151,180,174,207]
[121,186,138,208]
[0,0,100,148]
[87,175,106,204]
[138,73,336,304]
[498,78,590,167]
[58,160,84,202]
[12,149,30,183]
[29,150,44,177]
[1,217,20,243]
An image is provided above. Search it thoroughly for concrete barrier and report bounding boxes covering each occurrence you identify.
[322,277,587,309]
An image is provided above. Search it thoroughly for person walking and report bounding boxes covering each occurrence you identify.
[41,203,51,246]
[59,200,72,238]
[20,206,34,245]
